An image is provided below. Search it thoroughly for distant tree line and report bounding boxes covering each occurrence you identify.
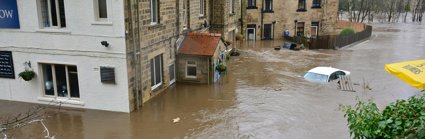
[339,0,425,23]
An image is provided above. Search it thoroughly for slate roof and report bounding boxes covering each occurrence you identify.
[178,32,222,56]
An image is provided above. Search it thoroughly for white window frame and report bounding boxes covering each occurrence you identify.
[40,63,80,99]
[37,0,66,29]
[199,0,205,16]
[169,63,176,84]
[151,55,163,90]
[150,0,159,25]
[229,0,235,14]
[183,0,188,29]
[93,0,110,22]
[186,61,197,79]
[311,22,319,38]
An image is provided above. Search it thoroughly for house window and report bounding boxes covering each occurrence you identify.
[311,22,319,38]
[297,0,306,11]
[264,0,273,12]
[248,0,256,8]
[183,0,189,29]
[186,61,197,78]
[94,0,108,21]
[200,0,205,16]
[150,0,159,24]
[312,0,321,8]
[229,0,235,14]
[263,24,273,40]
[150,54,163,90]
[39,0,66,28]
[42,64,79,98]
[296,22,305,36]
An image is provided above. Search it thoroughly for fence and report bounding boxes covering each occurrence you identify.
[335,25,373,48]
[307,25,373,49]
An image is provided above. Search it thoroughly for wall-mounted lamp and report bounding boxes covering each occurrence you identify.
[101,41,109,47]
[24,61,31,70]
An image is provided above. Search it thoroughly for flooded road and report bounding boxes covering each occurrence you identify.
[1,22,425,139]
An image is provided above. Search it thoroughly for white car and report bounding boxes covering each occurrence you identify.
[303,67,350,82]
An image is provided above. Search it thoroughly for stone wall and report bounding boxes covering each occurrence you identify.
[125,0,179,111]
[210,0,241,43]
[176,55,210,83]
[245,0,339,40]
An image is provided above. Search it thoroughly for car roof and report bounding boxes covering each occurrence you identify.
[307,67,345,76]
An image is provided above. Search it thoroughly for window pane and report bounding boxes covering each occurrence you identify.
[55,65,68,97]
[58,0,66,27]
[265,0,272,10]
[169,64,175,81]
[41,0,50,27]
[68,66,80,98]
[42,64,54,96]
[150,59,155,86]
[187,66,196,76]
[98,0,108,18]
[151,0,157,22]
[50,0,58,26]
[155,55,162,84]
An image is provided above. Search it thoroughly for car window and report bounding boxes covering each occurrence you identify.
[329,73,338,81]
[335,71,346,78]
[304,72,329,82]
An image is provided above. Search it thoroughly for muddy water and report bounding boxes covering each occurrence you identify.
[1,23,425,139]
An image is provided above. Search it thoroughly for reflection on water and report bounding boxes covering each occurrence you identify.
[1,23,424,139]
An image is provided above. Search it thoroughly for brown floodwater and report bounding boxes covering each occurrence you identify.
[1,22,425,139]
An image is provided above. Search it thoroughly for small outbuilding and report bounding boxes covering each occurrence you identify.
[177,32,227,84]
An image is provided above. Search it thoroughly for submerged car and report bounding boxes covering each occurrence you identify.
[303,67,350,82]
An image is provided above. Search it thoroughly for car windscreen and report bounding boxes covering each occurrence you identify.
[303,72,329,82]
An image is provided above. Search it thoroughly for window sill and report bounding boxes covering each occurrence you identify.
[246,6,258,9]
[296,9,307,12]
[185,76,197,80]
[151,83,163,91]
[311,6,322,9]
[147,23,163,29]
[36,28,71,34]
[229,13,235,16]
[198,15,207,19]
[38,97,85,106]
[91,21,113,26]
[262,10,274,13]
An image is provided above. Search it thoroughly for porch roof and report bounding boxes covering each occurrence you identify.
[178,32,222,57]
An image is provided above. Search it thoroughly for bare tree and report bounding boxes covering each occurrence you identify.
[1,102,61,139]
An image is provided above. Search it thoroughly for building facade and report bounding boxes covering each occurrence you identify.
[0,0,242,112]
[0,0,130,112]
[210,0,242,45]
[245,0,339,41]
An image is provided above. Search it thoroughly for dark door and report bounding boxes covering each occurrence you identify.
[263,24,272,40]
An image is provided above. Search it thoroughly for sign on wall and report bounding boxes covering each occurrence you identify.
[0,51,15,79]
[0,0,20,28]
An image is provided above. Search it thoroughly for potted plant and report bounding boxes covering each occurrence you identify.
[19,70,35,81]
[216,63,227,73]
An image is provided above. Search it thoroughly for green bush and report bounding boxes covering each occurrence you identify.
[341,96,425,139]
[340,28,355,36]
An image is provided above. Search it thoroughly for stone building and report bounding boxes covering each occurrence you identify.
[0,0,241,112]
[210,0,242,46]
[176,32,226,84]
[244,0,339,41]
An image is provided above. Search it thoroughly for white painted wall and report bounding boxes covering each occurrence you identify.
[0,0,130,112]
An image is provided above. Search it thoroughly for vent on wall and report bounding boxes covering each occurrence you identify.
[100,67,115,84]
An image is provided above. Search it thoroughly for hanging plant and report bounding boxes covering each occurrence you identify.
[19,70,35,81]
[216,63,227,72]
